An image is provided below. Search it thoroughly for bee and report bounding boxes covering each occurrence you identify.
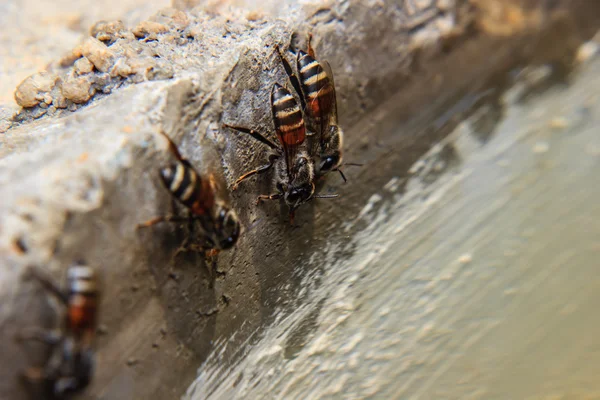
[276,34,361,181]
[224,83,338,222]
[16,262,99,400]
[137,130,240,254]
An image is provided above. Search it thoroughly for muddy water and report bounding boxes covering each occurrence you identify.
[186,54,600,399]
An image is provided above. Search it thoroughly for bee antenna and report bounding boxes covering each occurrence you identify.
[336,168,347,183]
[342,162,364,167]
[313,194,339,199]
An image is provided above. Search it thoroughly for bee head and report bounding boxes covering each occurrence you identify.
[285,182,315,212]
[318,125,343,175]
[213,206,240,250]
[52,347,94,397]
[159,163,179,190]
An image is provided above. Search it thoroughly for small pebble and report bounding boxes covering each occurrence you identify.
[97,324,109,335]
[126,358,138,366]
[81,37,116,73]
[74,57,94,75]
[62,75,94,104]
[458,253,472,264]
[14,72,58,108]
[246,10,263,21]
[549,116,568,129]
[133,21,169,39]
[576,41,599,64]
[532,141,549,154]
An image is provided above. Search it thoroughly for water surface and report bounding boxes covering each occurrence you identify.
[186,55,600,400]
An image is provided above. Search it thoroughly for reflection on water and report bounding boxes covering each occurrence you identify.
[186,55,600,399]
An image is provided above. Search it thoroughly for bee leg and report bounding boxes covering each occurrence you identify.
[223,124,279,150]
[181,214,195,250]
[204,248,218,280]
[23,266,68,305]
[136,214,190,229]
[173,214,200,259]
[55,377,79,395]
[174,243,201,258]
[256,193,283,205]
[15,328,61,346]
[205,249,226,278]
[204,249,225,288]
[19,367,46,384]
[175,245,221,287]
[232,154,278,190]
[336,168,348,183]
[18,369,42,400]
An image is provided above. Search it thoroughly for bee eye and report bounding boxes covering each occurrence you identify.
[160,166,175,183]
[320,155,338,173]
[218,209,240,250]
[288,190,301,203]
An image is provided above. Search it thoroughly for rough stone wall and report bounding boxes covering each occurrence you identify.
[1,1,599,399]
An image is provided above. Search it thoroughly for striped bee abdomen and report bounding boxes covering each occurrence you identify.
[161,161,200,208]
[297,50,334,120]
[66,263,98,336]
[271,83,305,146]
[160,160,214,215]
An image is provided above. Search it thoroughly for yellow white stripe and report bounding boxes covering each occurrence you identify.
[276,108,300,119]
[307,85,333,99]
[304,70,328,86]
[72,279,96,293]
[170,163,185,192]
[68,266,94,280]
[300,60,319,74]
[273,93,294,106]
[279,120,304,132]
[181,170,197,201]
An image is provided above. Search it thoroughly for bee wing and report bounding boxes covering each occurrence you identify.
[157,129,185,162]
[278,127,306,180]
[276,45,306,112]
[271,84,307,178]
[196,168,216,214]
[305,60,337,143]
[321,61,338,125]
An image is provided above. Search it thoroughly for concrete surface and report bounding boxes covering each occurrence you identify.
[1,1,599,399]
[0,0,170,107]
